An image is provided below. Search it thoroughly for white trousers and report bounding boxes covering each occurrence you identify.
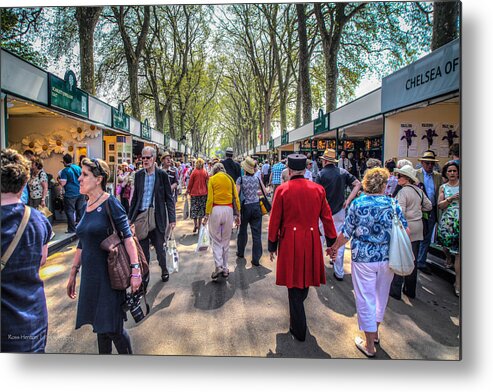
[208,206,234,272]
[351,261,394,333]
[332,209,346,278]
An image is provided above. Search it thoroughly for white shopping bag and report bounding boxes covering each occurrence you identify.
[196,225,210,253]
[165,233,179,273]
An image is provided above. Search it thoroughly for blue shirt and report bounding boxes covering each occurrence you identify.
[261,163,270,175]
[60,164,82,198]
[140,170,156,210]
[271,162,286,185]
[423,171,436,205]
[342,194,408,263]
[20,185,29,204]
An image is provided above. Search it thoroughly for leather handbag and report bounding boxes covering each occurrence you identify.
[388,199,415,276]
[133,206,156,240]
[257,178,271,215]
[101,202,149,290]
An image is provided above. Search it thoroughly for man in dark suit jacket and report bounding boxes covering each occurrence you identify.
[221,147,241,183]
[129,146,176,282]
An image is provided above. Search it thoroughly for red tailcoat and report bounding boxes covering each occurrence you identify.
[268,176,337,289]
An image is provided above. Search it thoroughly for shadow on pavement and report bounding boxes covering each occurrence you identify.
[191,257,272,310]
[266,331,331,359]
[178,233,199,246]
[315,266,357,317]
[233,257,272,290]
[191,279,235,310]
[386,284,460,347]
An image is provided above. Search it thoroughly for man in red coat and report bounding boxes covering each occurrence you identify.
[268,154,337,342]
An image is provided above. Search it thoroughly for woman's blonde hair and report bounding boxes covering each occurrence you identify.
[195,158,204,169]
[362,167,389,194]
[212,162,225,175]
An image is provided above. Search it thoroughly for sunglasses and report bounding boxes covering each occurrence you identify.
[142,156,153,160]
[91,158,107,178]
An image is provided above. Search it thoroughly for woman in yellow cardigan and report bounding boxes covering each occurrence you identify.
[202,163,241,280]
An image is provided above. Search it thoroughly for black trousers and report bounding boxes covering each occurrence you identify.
[97,329,132,354]
[237,203,263,264]
[139,228,168,276]
[288,287,310,341]
[390,240,420,298]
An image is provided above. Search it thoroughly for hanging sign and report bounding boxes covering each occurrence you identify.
[112,103,130,132]
[314,109,329,135]
[141,118,151,140]
[281,129,289,145]
[49,71,88,118]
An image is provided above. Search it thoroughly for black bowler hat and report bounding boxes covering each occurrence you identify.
[287,153,307,170]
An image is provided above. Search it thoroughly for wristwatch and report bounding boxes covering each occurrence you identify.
[130,263,140,269]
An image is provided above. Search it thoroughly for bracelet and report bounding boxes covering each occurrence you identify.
[130,274,141,278]
[72,265,80,273]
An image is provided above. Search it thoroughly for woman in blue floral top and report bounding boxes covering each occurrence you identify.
[329,167,409,358]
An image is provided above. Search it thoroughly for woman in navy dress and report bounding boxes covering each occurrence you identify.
[1,149,52,353]
[66,158,142,354]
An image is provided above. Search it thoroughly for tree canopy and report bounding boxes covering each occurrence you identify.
[2,2,460,156]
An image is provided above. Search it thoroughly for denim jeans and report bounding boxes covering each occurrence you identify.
[237,202,263,264]
[417,208,437,268]
[64,195,86,233]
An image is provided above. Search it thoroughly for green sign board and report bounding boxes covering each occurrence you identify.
[112,103,130,132]
[281,129,289,145]
[49,72,88,118]
[314,109,329,135]
[141,118,151,140]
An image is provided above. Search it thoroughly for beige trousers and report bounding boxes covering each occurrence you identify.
[208,206,234,271]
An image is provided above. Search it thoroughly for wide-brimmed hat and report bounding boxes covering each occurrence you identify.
[320,148,338,163]
[394,165,419,184]
[162,150,171,158]
[418,150,439,162]
[241,156,256,174]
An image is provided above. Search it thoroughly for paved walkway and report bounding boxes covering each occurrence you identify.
[42,195,460,359]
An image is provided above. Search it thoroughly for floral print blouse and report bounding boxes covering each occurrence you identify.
[342,194,408,263]
[28,170,48,200]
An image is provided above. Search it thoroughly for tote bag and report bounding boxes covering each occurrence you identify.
[388,199,415,276]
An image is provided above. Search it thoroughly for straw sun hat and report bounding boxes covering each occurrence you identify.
[241,156,256,174]
[320,148,338,163]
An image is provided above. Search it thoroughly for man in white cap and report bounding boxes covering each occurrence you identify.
[415,150,443,275]
[221,147,241,182]
[315,149,361,281]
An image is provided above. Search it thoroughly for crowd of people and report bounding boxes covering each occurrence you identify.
[1,142,460,356]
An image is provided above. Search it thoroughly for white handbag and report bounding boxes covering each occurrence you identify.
[388,199,415,276]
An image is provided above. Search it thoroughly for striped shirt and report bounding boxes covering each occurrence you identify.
[140,171,155,210]
[271,162,286,185]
